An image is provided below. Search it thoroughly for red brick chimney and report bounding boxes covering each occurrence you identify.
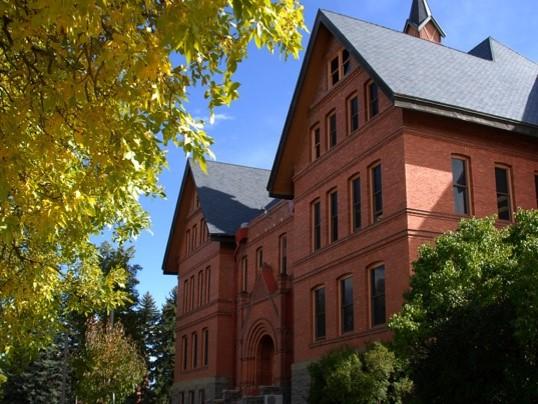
[404,0,445,43]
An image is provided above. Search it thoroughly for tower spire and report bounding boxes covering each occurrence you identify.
[404,0,445,43]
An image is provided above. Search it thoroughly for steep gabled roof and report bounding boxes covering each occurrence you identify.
[162,159,274,273]
[191,160,274,236]
[268,9,538,196]
[323,10,538,126]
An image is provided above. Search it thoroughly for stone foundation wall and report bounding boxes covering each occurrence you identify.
[290,361,312,404]
[170,376,232,404]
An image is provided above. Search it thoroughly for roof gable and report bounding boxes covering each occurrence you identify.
[191,160,274,236]
[268,9,538,197]
[163,160,274,273]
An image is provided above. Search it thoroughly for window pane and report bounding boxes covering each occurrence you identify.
[495,167,511,220]
[372,165,383,221]
[452,159,469,215]
[342,49,350,76]
[314,288,326,339]
[352,178,361,231]
[329,114,337,148]
[369,83,379,117]
[371,266,386,326]
[313,202,321,250]
[331,57,339,85]
[330,192,338,242]
[350,97,359,132]
[340,278,354,333]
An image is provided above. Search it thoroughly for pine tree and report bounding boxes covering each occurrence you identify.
[1,342,73,404]
[153,288,177,403]
[137,292,160,403]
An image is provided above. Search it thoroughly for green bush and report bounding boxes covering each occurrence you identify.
[308,343,412,404]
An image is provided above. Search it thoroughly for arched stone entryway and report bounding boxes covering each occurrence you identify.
[256,335,275,386]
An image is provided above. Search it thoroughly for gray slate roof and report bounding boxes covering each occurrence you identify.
[322,10,538,127]
[190,160,274,236]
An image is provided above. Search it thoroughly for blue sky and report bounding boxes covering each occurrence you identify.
[131,0,538,307]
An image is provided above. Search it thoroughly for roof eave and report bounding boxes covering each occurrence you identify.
[395,95,538,137]
[161,160,192,274]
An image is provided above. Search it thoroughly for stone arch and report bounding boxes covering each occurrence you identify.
[241,319,278,390]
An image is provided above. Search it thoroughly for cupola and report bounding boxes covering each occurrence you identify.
[404,0,445,43]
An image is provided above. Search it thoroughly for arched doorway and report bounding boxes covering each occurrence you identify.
[256,335,274,386]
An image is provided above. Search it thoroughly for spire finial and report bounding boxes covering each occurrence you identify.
[404,0,445,43]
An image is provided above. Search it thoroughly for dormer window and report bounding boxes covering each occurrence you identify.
[328,49,352,88]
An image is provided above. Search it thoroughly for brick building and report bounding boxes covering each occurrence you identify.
[162,1,538,402]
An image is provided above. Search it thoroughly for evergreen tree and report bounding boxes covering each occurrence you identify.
[137,292,160,403]
[1,342,73,404]
[98,242,142,341]
[153,288,177,403]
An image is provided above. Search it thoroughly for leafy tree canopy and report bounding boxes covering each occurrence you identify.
[0,0,304,367]
[390,210,538,402]
[308,343,412,404]
[74,320,146,404]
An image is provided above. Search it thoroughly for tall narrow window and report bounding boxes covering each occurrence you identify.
[241,256,248,292]
[371,164,383,222]
[351,177,362,232]
[185,229,191,255]
[279,234,287,274]
[312,200,321,251]
[348,95,359,133]
[188,391,194,404]
[342,49,351,76]
[192,224,198,249]
[205,266,211,304]
[199,390,205,404]
[313,287,326,340]
[198,270,204,306]
[179,392,184,404]
[190,275,195,310]
[200,218,206,243]
[311,126,321,161]
[192,333,198,368]
[182,336,188,370]
[340,277,354,334]
[452,158,470,215]
[183,279,189,313]
[495,166,512,221]
[256,247,263,270]
[329,190,338,243]
[371,265,386,326]
[327,112,337,149]
[367,82,379,119]
[202,328,209,367]
[535,174,538,208]
[329,56,340,86]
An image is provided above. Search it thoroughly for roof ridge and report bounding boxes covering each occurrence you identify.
[488,36,538,67]
[320,9,530,65]
[190,158,271,172]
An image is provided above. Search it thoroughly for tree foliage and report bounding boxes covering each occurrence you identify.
[74,320,146,404]
[152,288,176,403]
[308,343,412,404]
[0,0,304,364]
[390,210,538,402]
